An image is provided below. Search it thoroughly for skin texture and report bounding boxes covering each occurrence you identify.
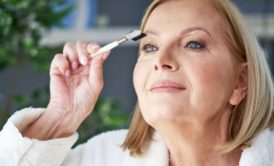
[133,0,247,165]
[22,0,247,165]
[23,42,111,139]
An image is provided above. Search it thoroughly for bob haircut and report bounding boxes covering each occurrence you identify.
[123,0,274,156]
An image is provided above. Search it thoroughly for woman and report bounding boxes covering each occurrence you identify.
[0,0,273,165]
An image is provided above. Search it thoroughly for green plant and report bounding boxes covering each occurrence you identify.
[0,0,72,70]
[0,0,130,143]
[0,0,72,124]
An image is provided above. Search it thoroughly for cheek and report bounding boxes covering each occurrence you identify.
[133,61,150,95]
[194,63,225,87]
[186,58,235,108]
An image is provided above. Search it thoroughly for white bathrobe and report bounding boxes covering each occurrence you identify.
[0,107,273,166]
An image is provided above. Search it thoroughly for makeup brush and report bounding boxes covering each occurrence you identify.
[90,30,146,57]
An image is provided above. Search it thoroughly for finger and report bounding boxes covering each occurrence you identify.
[87,43,101,55]
[50,54,71,77]
[102,50,111,61]
[63,42,77,61]
[88,51,111,87]
[91,50,111,67]
[76,40,89,66]
[63,42,79,71]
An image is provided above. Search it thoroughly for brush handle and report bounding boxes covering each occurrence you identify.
[90,41,119,57]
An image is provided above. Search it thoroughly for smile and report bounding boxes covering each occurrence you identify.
[149,80,186,92]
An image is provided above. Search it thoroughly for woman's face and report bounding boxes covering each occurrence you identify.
[133,0,241,126]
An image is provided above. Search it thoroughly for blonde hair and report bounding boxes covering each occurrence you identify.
[123,0,274,155]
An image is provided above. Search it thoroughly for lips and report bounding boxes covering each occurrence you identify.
[149,80,186,92]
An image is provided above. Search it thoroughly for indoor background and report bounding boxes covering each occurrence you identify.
[0,0,273,143]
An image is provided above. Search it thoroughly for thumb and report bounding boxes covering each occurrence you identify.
[88,51,111,88]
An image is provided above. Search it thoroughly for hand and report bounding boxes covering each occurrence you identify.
[46,41,110,136]
[22,41,110,139]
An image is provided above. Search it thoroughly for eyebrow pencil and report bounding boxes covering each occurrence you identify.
[90,30,146,57]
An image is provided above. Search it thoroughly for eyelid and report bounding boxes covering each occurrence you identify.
[186,40,205,47]
[140,38,159,47]
[180,38,206,48]
[140,40,159,51]
[139,44,159,56]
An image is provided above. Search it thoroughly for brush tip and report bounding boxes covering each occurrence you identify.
[132,33,147,41]
[125,30,147,41]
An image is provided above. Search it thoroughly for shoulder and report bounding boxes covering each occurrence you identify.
[87,129,128,146]
[77,129,128,154]
[65,129,132,165]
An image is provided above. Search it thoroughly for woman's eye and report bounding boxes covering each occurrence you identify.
[142,44,158,53]
[185,41,205,49]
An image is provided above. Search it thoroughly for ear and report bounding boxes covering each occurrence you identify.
[229,63,248,106]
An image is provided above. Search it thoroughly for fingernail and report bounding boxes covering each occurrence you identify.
[80,56,88,65]
[71,61,78,70]
[90,45,100,53]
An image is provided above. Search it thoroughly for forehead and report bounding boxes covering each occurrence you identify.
[144,0,224,35]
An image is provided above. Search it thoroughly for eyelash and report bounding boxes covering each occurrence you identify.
[185,41,205,49]
[140,41,206,55]
[140,44,158,54]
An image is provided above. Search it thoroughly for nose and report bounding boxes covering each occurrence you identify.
[154,49,179,71]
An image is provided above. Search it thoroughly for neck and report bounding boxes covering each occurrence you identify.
[168,143,241,166]
[156,109,242,166]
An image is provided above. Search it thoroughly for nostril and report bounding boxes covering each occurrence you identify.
[154,64,174,71]
[162,64,172,69]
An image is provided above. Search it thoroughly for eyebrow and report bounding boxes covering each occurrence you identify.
[144,26,212,37]
[180,27,212,37]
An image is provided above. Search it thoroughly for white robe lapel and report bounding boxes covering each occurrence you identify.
[239,129,274,166]
[123,129,274,166]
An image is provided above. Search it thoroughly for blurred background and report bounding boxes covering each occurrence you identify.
[0,0,273,145]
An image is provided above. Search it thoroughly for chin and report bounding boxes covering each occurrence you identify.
[140,104,183,126]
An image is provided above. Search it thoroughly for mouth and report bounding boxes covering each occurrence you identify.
[149,80,186,93]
